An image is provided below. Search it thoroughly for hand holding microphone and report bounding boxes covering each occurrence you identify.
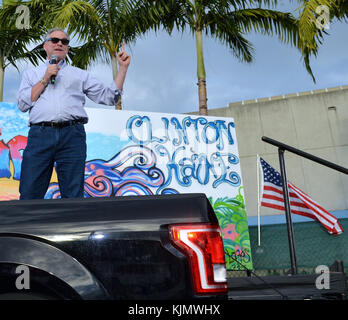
[49,54,58,84]
[44,54,60,85]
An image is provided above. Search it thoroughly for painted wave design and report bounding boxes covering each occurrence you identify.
[45,145,177,199]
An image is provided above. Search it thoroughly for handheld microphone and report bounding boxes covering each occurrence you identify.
[49,54,58,84]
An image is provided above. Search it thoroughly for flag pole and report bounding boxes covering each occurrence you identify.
[256,154,261,246]
[278,148,298,275]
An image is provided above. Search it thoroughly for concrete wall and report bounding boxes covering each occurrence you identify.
[191,85,348,217]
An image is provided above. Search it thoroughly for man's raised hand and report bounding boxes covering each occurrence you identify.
[117,42,131,68]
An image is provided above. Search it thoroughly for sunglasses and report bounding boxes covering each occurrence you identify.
[46,37,70,46]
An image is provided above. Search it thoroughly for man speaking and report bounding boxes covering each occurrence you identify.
[17,28,131,199]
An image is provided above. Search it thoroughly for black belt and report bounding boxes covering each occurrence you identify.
[30,119,85,128]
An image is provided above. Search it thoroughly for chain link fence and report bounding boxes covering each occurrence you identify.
[228,218,348,278]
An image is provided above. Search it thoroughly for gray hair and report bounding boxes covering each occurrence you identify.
[44,28,70,42]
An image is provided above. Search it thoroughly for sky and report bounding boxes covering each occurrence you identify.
[2,1,348,115]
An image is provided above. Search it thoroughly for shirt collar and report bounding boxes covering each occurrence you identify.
[45,59,66,68]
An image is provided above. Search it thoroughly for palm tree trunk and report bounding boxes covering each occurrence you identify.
[195,30,208,116]
[0,60,4,102]
[112,55,122,110]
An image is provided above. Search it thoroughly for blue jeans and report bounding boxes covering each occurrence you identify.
[19,123,87,199]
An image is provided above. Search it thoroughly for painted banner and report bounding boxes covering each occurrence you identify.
[0,102,253,270]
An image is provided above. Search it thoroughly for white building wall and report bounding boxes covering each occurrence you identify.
[193,86,348,217]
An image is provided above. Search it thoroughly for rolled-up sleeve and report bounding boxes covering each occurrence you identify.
[83,72,122,106]
[17,70,35,112]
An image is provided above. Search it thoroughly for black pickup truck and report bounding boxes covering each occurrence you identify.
[0,193,228,300]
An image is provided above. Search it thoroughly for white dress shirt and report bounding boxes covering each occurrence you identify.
[17,60,122,124]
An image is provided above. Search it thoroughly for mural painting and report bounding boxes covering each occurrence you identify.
[0,102,253,270]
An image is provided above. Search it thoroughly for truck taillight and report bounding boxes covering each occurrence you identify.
[169,224,228,295]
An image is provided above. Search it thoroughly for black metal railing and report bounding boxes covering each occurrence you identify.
[261,136,348,275]
[262,136,348,175]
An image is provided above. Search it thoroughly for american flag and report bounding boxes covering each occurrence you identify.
[259,157,343,235]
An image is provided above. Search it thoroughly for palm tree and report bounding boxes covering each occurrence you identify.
[44,0,157,110]
[296,0,348,45]
[294,0,348,82]
[0,0,82,101]
[337,0,348,18]
[152,0,316,115]
[0,1,46,101]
